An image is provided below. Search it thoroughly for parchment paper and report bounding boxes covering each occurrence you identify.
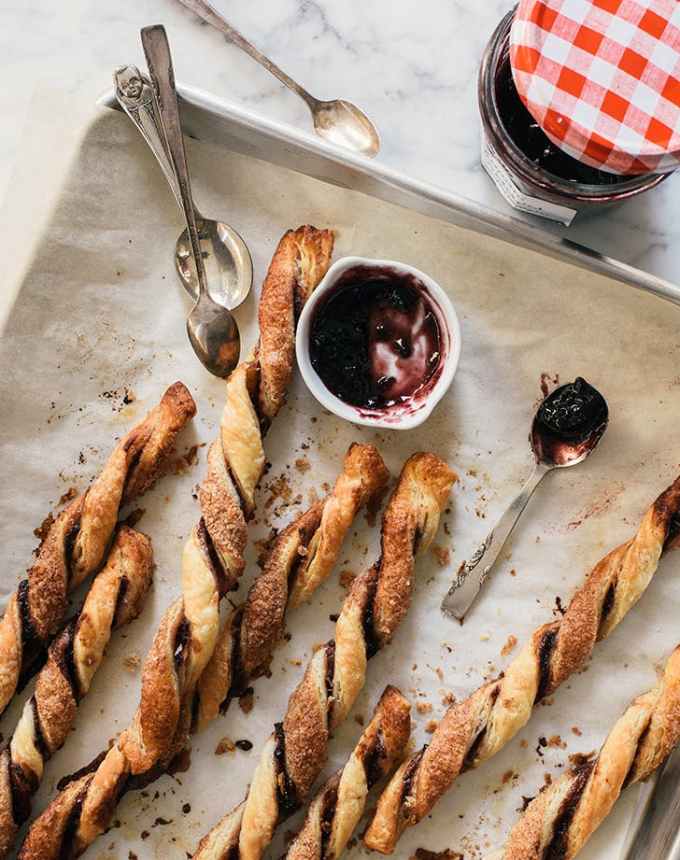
[2,101,680,860]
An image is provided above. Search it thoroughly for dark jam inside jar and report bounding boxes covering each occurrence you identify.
[309,266,443,411]
[536,377,608,441]
[495,58,628,186]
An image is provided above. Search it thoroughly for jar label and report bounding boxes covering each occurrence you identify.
[481,133,577,227]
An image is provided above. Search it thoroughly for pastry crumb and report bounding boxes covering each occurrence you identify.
[411,849,463,860]
[123,654,141,672]
[571,726,582,736]
[501,770,515,784]
[339,569,357,589]
[58,487,78,506]
[430,544,450,567]
[501,635,518,657]
[425,720,438,733]
[215,737,236,755]
[547,735,567,749]
[294,457,311,473]
[441,692,456,706]
[416,702,433,715]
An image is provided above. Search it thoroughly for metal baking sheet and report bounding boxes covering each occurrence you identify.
[2,91,680,860]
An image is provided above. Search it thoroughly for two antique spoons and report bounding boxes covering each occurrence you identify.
[116,27,250,377]
[442,377,609,621]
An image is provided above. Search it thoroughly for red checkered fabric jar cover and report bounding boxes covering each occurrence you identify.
[510,0,680,174]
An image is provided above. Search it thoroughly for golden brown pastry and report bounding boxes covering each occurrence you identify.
[488,644,680,860]
[0,526,153,858]
[194,442,389,730]
[0,381,196,716]
[363,476,680,854]
[17,227,334,860]
[193,452,456,860]
[285,685,411,860]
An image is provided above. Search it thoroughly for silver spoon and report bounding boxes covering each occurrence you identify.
[176,0,381,157]
[114,64,252,310]
[441,377,609,622]
[142,24,240,378]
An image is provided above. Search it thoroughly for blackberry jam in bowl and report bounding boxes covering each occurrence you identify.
[296,257,460,429]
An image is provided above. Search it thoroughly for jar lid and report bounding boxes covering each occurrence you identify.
[510,0,680,175]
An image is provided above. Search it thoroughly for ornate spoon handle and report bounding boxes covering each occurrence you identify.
[441,460,552,621]
[114,64,185,211]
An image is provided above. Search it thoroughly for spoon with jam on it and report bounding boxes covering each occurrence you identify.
[441,377,608,622]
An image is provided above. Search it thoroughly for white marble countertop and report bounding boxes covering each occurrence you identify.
[2,0,678,285]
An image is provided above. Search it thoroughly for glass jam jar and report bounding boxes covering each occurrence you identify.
[478,10,669,226]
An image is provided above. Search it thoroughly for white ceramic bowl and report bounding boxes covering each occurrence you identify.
[296,256,461,430]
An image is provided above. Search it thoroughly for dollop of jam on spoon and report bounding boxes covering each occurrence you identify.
[532,377,608,466]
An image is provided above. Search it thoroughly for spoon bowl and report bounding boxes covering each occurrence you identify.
[530,377,609,467]
[186,292,241,377]
[311,99,381,157]
[176,218,252,308]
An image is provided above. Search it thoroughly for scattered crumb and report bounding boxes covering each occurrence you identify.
[480,633,490,642]
[430,544,450,567]
[265,474,293,510]
[33,512,55,545]
[411,849,463,860]
[520,739,529,749]
[510,568,517,577]
[425,720,438,734]
[168,443,204,476]
[294,457,311,473]
[571,726,582,736]
[354,714,365,726]
[239,688,255,714]
[235,739,253,751]
[123,654,141,672]
[289,659,302,667]
[441,692,456,706]
[182,803,191,814]
[416,702,433,715]
[547,735,567,749]
[339,569,356,589]
[215,737,236,756]
[520,795,534,812]
[502,770,515,784]
[434,667,444,682]
[501,635,518,657]
[544,772,553,786]
[58,487,78,506]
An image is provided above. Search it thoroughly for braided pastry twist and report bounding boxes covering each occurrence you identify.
[195,442,389,730]
[0,525,153,858]
[0,381,196,715]
[364,476,680,854]
[286,685,411,860]
[488,644,680,860]
[193,452,456,860]
[17,226,334,860]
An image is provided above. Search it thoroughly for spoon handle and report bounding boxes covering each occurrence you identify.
[113,65,185,212]
[176,0,318,108]
[441,460,552,622]
[141,24,208,296]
